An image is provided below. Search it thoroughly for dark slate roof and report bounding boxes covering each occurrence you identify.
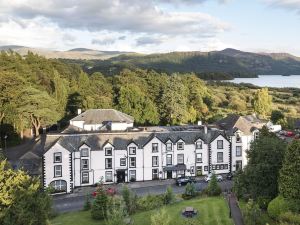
[70,109,134,124]
[45,128,226,153]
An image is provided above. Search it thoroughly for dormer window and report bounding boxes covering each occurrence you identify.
[177,142,184,150]
[217,140,223,149]
[236,134,241,143]
[81,148,89,157]
[152,143,159,153]
[105,148,112,156]
[166,143,173,151]
[196,141,202,149]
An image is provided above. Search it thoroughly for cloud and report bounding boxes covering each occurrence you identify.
[0,0,229,37]
[136,36,164,46]
[92,37,117,45]
[265,0,300,13]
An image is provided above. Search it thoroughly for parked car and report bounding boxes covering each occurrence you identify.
[285,131,295,137]
[176,176,196,186]
[226,172,234,180]
[204,174,223,182]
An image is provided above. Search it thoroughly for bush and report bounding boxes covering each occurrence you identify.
[243,199,262,225]
[279,211,300,225]
[256,196,271,210]
[121,185,138,215]
[206,173,221,196]
[184,183,196,197]
[91,185,108,220]
[105,198,128,225]
[150,208,170,225]
[164,186,175,205]
[137,194,164,211]
[83,194,92,211]
[267,196,289,220]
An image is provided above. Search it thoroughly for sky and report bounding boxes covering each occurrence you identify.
[0,0,300,55]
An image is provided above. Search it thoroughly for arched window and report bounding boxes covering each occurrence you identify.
[50,180,67,192]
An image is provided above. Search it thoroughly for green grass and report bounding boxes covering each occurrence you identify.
[50,196,233,225]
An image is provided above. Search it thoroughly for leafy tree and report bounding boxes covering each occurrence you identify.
[185,182,197,197]
[150,208,171,225]
[160,75,190,125]
[164,186,175,205]
[0,160,52,225]
[91,185,109,220]
[16,87,59,136]
[121,185,137,215]
[253,88,272,118]
[271,110,285,124]
[105,198,128,225]
[279,141,300,205]
[239,132,286,204]
[206,173,221,196]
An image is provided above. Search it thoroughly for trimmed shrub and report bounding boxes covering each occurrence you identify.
[137,194,164,211]
[267,196,289,220]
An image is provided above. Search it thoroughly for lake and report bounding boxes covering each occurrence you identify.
[227,75,300,88]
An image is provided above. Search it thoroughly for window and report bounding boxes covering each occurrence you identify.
[166,154,172,166]
[129,147,136,155]
[217,140,223,149]
[120,158,126,166]
[166,143,173,151]
[81,159,89,170]
[105,171,113,182]
[152,156,159,167]
[129,157,136,168]
[254,132,259,140]
[236,146,242,157]
[54,165,62,177]
[105,148,112,156]
[196,141,202,149]
[81,148,89,157]
[177,154,184,164]
[152,143,158,153]
[196,166,202,176]
[236,134,241,143]
[105,158,112,169]
[50,180,67,192]
[152,169,159,180]
[204,166,208,171]
[190,166,194,174]
[129,170,136,181]
[177,142,184,150]
[82,172,89,183]
[217,152,223,163]
[54,152,62,163]
[196,153,202,163]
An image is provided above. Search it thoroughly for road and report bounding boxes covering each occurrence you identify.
[53,180,233,213]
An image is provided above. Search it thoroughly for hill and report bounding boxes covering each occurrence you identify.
[86,48,300,78]
[0,45,132,60]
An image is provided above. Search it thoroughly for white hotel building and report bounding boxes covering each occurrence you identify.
[43,109,262,193]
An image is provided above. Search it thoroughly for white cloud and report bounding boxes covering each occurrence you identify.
[0,0,231,52]
[265,0,300,13]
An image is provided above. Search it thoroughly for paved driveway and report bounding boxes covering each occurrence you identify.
[53,180,233,213]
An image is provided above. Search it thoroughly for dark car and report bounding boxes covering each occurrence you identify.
[226,172,234,180]
[176,177,196,186]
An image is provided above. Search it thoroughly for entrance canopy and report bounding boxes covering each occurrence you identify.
[163,164,186,172]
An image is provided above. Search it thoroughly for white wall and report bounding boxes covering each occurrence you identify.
[44,143,72,193]
[111,122,133,131]
[210,135,230,174]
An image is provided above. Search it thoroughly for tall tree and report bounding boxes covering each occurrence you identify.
[279,140,300,204]
[17,87,59,136]
[253,88,272,118]
[160,75,190,125]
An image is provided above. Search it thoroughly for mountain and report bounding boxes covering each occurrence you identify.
[0,45,133,60]
[85,48,300,77]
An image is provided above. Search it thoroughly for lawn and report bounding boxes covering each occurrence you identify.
[50,196,234,225]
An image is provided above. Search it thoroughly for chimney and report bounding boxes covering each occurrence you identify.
[204,125,208,134]
[197,121,202,126]
[77,109,82,115]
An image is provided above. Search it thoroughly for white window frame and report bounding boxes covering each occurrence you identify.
[81,148,89,157]
[236,146,242,157]
[152,169,159,179]
[177,154,184,164]
[120,158,126,166]
[152,143,159,153]
[105,158,112,169]
[129,157,136,168]
[177,142,184,150]
[217,140,223,149]
[105,171,113,182]
[82,172,89,183]
[166,143,173,151]
[166,154,172,166]
[217,152,223,163]
[81,159,89,170]
[54,165,62,177]
[196,141,202,149]
[152,156,159,167]
[129,147,136,155]
[54,152,62,163]
[105,147,112,156]
[129,170,136,181]
[196,153,203,163]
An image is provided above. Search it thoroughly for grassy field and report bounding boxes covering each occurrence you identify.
[50,197,233,225]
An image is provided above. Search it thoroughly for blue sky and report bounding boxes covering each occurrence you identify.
[0,0,299,55]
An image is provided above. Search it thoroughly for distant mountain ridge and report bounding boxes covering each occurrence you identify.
[0,45,133,60]
[1,45,300,76]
